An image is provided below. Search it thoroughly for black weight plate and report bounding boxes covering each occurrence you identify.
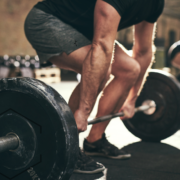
[0,78,79,180]
[0,111,37,170]
[123,69,180,141]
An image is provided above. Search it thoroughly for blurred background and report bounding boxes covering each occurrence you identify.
[117,0,180,73]
[0,0,180,82]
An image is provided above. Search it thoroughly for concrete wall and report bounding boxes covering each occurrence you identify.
[0,0,39,56]
[117,15,180,48]
[156,15,180,48]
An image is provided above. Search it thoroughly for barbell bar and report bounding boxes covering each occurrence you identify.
[88,100,156,125]
[0,69,180,180]
[0,134,19,153]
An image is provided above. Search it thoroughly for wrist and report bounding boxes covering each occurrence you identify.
[78,105,91,117]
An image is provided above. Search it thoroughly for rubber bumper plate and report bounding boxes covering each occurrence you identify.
[123,69,180,141]
[0,78,78,180]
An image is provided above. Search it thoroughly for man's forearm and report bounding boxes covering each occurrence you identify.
[126,48,154,102]
[79,44,112,115]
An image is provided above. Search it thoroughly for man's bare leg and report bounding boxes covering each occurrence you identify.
[86,22,156,142]
[68,73,111,115]
[49,45,91,74]
[49,43,113,124]
[67,42,141,143]
[65,43,140,143]
[68,83,81,114]
[86,43,140,142]
[49,45,90,115]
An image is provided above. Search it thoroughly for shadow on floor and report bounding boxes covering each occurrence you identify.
[70,141,180,180]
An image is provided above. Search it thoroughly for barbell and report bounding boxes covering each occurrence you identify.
[0,69,180,180]
[88,100,156,125]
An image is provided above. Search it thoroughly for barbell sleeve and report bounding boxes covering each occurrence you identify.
[88,103,156,125]
[0,134,19,153]
[135,105,155,113]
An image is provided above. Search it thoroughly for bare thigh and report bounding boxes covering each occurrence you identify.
[49,41,138,78]
[49,45,91,74]
[111,43,139,77]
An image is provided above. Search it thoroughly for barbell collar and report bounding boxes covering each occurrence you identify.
[0,134,19,153]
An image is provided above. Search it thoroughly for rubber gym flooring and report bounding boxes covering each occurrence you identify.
[70,142,180,180]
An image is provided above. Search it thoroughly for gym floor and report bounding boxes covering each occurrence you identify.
[51,81,180,180]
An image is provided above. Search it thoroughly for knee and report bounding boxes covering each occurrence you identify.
[113,59,141,83]
[127,61,141,82]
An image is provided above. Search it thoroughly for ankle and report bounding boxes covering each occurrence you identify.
[86,134,103,143]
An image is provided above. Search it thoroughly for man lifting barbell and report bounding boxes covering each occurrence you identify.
[24,0,164,174]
